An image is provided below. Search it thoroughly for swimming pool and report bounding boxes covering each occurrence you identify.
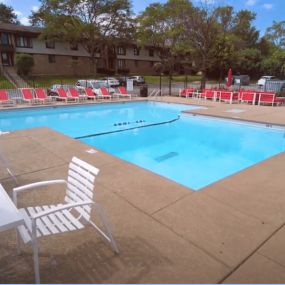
[0,101,284,190]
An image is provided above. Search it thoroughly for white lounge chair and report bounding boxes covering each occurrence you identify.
[13,157,119,283]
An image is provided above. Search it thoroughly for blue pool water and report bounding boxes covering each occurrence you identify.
[0,101,284,190]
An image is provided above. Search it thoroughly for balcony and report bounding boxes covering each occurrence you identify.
[0,44,15,52]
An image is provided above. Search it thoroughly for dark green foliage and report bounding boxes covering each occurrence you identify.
[15,54,35,76]
[0,3,19,24]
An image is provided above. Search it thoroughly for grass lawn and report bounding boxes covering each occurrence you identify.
[144,75,202,84]
[27,75,203,87]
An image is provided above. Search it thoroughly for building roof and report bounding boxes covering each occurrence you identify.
[0,22,41,35]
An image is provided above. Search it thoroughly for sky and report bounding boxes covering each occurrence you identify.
[1,0,284,35]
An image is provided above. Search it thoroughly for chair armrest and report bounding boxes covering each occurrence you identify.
[31,200,93,220]
[13,180,67,206]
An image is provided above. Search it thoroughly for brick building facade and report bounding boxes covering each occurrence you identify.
[0,22,161,76]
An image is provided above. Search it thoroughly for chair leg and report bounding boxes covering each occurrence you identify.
[90,203,119,254]
[16,228,21,254]
[31,220,41,284]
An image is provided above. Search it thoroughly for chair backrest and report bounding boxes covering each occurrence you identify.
[22,88,34,100]
[220,91,232,100]
[85,87,95,97]
[69,88,79,98]
[100,87,110,96]
[0,90,9,101]
[34,88,47,99]
[259,92,275,102]
[241,91,255,101]
[65,157,100,221]
[118,86,127,94]
[57,88,68,98]
[205,90,215,98]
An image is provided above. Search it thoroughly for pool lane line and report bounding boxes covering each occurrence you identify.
[74,115,180,139]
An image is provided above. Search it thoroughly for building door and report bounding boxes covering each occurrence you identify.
[1,52,13,66]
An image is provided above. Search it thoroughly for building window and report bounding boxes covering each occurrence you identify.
[72,56,78,60]
[0,33,10,45]
[70,42,78,50]
[45,40,55,49]
[48,54,56,63]
[117,46,126,55]
[118,59,126,69]
[134,47,140,56]
[149,49,154,57]
[15,36,33,48]
[135,60,139,67]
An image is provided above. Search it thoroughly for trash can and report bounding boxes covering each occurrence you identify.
[140,85,148,97]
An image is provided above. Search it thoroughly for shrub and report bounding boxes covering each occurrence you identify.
[15,53,34,76]
[118,68,130,75]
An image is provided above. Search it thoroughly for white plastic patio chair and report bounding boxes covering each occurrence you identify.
[13,156,119,284]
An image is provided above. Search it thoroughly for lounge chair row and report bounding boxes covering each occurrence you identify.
[179,88,285,106]
[0,86,135,107]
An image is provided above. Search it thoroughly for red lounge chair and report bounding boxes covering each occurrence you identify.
[21,88,42,104]
[198,88,211,99]
[219,91,239,104]
[115,87,132,99]
[240,91,256,105]
[56,88,78,102]
[258,92,285,106]
[97,87,112,99]
[34,88,53,104]
[69,88,87,101]
[0,90,15,107]
[205,89,216,100]
[84,87,96,100]
[179,88,194,98]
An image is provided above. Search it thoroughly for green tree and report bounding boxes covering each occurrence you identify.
[15,54,35,76]
[183,4,219,88]
[137,0,194,93]
[210,6,237,82]
[137,0,193,70]
[266,21,285,48]
[30,0,135,74]
[0,3,19,24]
[235,48,262,77]
[261,49,285,78]
[232,10,259,48]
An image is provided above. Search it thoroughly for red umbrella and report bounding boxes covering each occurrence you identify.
[226,68,232,87]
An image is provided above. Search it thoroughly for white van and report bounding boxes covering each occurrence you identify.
[257,76,276,88]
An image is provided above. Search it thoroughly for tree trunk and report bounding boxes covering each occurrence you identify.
[89,51,96,76]
[200,56,207,90]
[168,72,172,96]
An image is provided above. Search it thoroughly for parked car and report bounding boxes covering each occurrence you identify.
[76,80,115,94]
[128,76,145,85]
[100,77,120,87]
[234,75,250,85]
[257,76,277,88]
[47,84,77,96]
[116,76,128,86]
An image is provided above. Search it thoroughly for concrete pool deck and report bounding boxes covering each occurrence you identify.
[1,97,285,283]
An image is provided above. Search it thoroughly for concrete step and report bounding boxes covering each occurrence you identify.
[2,67,29,88]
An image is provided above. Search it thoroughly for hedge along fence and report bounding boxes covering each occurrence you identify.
[0,77,14,89]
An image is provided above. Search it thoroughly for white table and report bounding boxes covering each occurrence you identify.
[0,184,24,232]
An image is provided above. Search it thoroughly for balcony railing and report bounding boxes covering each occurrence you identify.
[0,44,15,52]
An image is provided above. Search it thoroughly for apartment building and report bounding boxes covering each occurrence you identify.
[0,22,161,76]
